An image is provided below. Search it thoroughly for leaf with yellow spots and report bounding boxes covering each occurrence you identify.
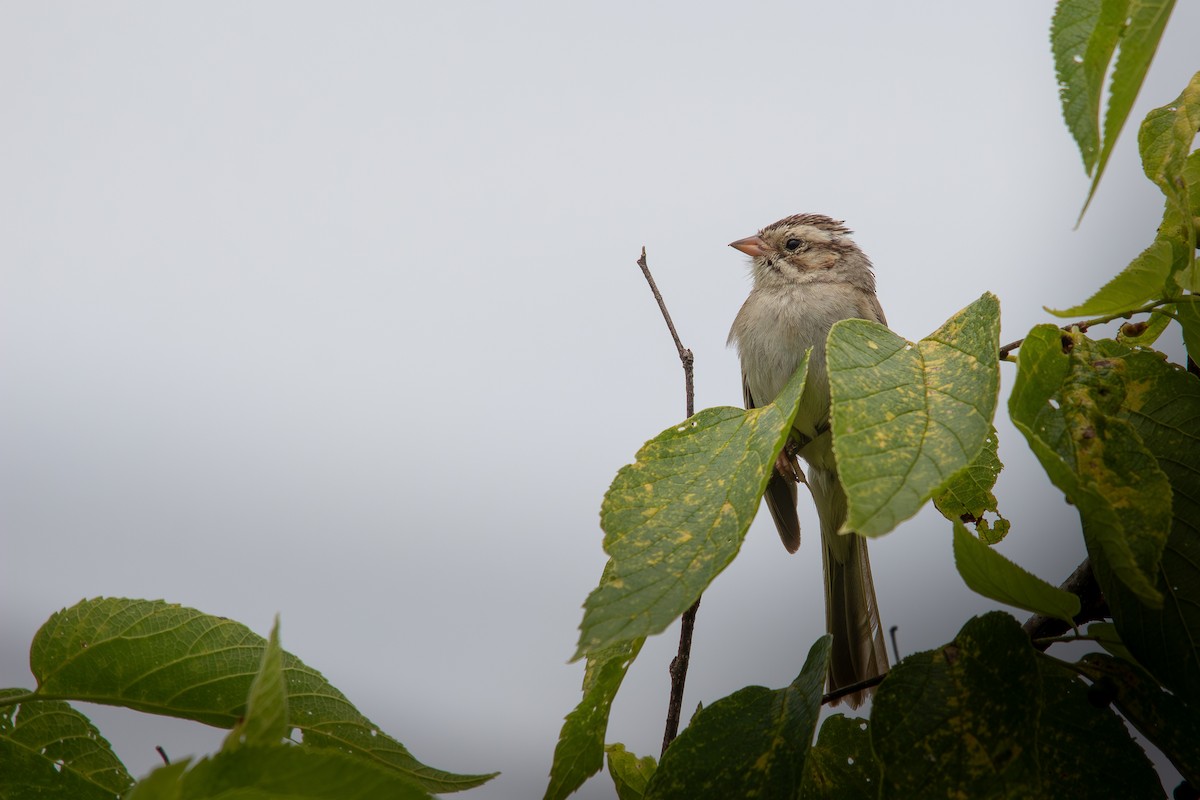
[872,612,1160,799]
[934,425,1009,543]
[1008,326,1171,608]
[643,636,830,800]
[573,352,810,659]
[827,292,1001,538]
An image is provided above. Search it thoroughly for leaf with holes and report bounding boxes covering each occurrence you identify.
[827,292,1000,537]
[933,426,1008,542]
[1008,327,1171,608]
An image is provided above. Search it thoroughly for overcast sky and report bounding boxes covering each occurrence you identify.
[3,3,1197,798]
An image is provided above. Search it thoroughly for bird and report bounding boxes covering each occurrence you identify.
[727,213,889,707]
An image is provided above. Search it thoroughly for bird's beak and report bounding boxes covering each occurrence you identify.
[729,235,767,257]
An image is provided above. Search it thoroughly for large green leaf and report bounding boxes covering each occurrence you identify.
[0,688,132,800]
[1086,341,1200,706]
[1075,652,1200,786]
[29,598,495,793]
[951,520,1080,624]
[800,714,879,800]
[125,745,432,800]
[544,636,643,800]
[827,292,1000,537]
[605,744,657,800]
[1033,657,1163,800]
[1051,0,1177,220]
[1008,327,1171,607]
[575,352,809,658]
[933,426,1009,543]
[871,613,1161,799]
[644,636,830,800]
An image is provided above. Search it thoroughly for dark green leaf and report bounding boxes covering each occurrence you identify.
[871,613,1041,798]
[30,598,495,793]
[952,520,1080,623]
[1035,657,1163,800]
[544,637,643,800]
[800,714,879,800]
[934,426,1009,542]
[576,353,809,657]
[125,745,433,800]
[872,612,1163,799]
[1075,651,1200,787]
[1086,342,1200,706]
[828,292,1001,537]
[644,636,830,800]
[1008,327,1171,606]
[0,688,132,800]
[223,615,288,750]
[1179,300,1200,364]
[605,744,656,800]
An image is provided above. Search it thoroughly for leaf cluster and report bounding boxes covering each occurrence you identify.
[545,3,1200,796]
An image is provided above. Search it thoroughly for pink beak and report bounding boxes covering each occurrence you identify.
[729,235,767,257]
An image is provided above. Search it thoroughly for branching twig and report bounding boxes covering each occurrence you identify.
[634,248,698,754]
[1022,558,1109,651]
[997,299,1181,360]
[821,673,887,706]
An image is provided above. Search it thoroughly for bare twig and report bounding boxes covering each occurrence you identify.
[634,248,699,755]
[1022,558,1109,651]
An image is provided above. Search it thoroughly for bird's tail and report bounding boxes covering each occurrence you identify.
[809,465,889,708]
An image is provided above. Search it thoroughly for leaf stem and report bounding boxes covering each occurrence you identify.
[997,298,1182,360]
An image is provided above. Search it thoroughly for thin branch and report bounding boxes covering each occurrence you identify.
[997,299,1178,360]
[1022,558,1109,651]
[821,673,886,706]
[634,248,699,754]
[636,248,694,418]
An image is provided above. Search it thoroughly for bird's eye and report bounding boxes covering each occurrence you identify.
[784,238,803,251]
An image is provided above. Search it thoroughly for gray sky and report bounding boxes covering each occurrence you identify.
[2,3,1196,798]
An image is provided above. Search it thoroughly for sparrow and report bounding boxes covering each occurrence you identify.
[727,213,889,707]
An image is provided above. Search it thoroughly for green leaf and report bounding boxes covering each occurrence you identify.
[933,426,1009,543]
[1034,657,1163,800]
[223,615,288,751]
[1075,651,1200,787]
[871,612,1162,799]
[0,688,132,800]
[1052,0,1177,220]
[951,520,1081,624]
[828,292,1001,537]
[29,598,495,793]
[1051,0,1125,176]
[605,744,657,800]
[1046,237,1174,317]
[543,637,644,800]
[1141,72,1200,293]
[575,353,809,658]
[800,714,880,800]
[644,636,830,800]
[1087,621,1143,665]
[1085,342,1200,706]
[1008,327,1171,607]
[125,745,433,800]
